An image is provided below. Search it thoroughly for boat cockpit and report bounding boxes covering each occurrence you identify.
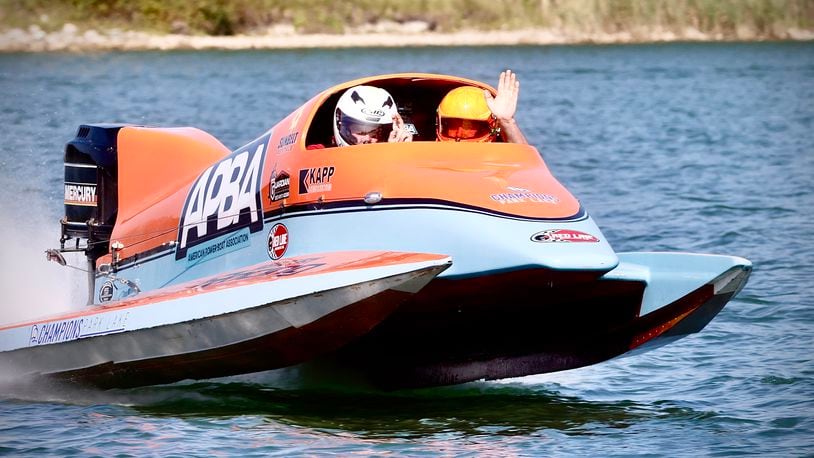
[305,75,506,147]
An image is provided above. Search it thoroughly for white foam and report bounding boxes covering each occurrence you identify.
[0,197,85,326]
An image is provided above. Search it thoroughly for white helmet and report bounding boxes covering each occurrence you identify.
[334,85,398,146]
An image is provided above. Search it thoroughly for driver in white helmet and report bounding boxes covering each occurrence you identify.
[333,85,413,146]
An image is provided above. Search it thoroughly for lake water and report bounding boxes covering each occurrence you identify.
[1,42,812,456]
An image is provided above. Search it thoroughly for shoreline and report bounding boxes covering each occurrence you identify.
[2,23,814,52]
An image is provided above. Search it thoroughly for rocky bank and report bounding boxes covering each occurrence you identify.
[2,21,813,52]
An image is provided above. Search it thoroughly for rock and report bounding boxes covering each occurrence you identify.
[62,23,78,35]
[267,23,296,36]
[171,20,189,34]
[28,24,45,39]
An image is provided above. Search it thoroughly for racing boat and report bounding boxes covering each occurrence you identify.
[0,73,750,390]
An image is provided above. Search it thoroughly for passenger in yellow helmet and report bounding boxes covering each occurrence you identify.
[436,70,528,144]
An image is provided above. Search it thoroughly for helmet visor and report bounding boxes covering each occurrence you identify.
[339,114,393,145]
[438,117,493,142]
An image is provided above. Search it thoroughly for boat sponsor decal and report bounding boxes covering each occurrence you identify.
[28,311,130,347]
[531,229,600,243]
[185,228,251,265]
[269,169,291,201]
[195,257,324,290]
[176,133,269,260]
[99,280,114,302]
[276,132,299,153]
[64,183,98,207]
[298,166,335,194]
[268,223,289,259]
[491,186,559,205]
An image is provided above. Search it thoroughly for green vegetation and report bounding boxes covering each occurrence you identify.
[1,0,812,37]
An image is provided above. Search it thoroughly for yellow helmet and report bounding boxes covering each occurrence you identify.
[436,86,497,142]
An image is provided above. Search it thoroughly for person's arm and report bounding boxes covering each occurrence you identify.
[497,116,527,145]
[484,70,528,145]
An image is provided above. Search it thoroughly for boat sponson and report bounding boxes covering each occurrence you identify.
[0,252,452,389]
[324,257,751,389]
[51,286,410,389]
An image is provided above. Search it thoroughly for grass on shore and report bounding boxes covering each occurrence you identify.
[1,0,812,37]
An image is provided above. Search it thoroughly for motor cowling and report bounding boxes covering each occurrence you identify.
[62,124,126,259]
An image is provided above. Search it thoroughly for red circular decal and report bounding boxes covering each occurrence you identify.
[268,223,289,259]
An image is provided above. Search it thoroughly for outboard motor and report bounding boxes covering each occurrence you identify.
[61,124,124,258]
[55,124,126,302]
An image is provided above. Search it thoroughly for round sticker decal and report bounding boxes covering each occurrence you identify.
[268,223,289,259]
[531,229,599,243]
[99,280,114,302]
